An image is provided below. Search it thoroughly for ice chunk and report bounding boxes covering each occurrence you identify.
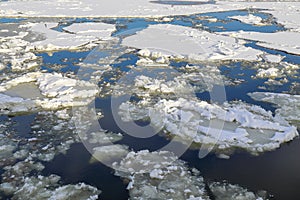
[90,144,129,164]
[209,182,267,200]
[249,92,300,127]
[257,68,280,78]
[0,35,40,72]
[113,150,210,200]
[26,22,116,51]
[229,14,265,26]
[12,175,101,200]
[119,98,298,155]
[261,54,285,63]
[0,72,99,114]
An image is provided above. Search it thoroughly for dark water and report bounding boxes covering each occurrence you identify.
[43,143,129,200]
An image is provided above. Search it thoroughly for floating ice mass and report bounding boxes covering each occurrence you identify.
[222,31,300,56]
[229,14,265,26]
[0,72,99,114]
[27,22,116,51]
[249,92,300,127]
[123,24,263,62]
[119,97,298,155]
[113,150,267,200]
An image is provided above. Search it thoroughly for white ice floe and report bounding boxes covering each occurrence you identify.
[63,22,116,38]
[261,54,285,63]
[209,182,267,200]
[113,150,267,200]
[11,175,100,200]
[112,64,228,99]
[229,14,265,26]
[26,22,116,51]
[256,67,280,78]
[134,75,195,96]
[90,144,129,164]
[249,92,300,126]
[252,62,299,81]
[0,34,40,72]
[261,2,300,32]
[119,98,298,155]
[0,72,99,114]
[113,150,210,200]
[222,31,300,55]
[122,24,262,62]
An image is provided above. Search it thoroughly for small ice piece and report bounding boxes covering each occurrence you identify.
[149,169,165,179]
[0,144,16,160]
[256,68,280,78]
[12,175,101,200]
[261,54,285,63]
[0,182,15,196]
[209,182,267,200]
[0,63,5,71]
[90,144,129,164]
[229,14,265,26]
[88,131,123,145]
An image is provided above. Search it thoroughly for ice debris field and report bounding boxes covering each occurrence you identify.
[0,0,299,199]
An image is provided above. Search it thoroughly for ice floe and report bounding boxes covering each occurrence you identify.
[114,150,210,200]
[251,62,299,85]
[229,14,265,26]
[122,24,263,62]
[208,182,267,200]
[119,97,298,155]
[0,72,99,114]
[90,144,129,164]
[222,31,300,55]
[113,150,268,200]
[63,22,116,39]
[10,175,100,200]
[249,92,300,127]
[26,22,116,51]
[0,33,40,72]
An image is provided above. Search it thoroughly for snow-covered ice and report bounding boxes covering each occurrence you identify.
[229,14,265,26]
[113,150,267,200]
[222,31,300,55]
[26,22,116,51]
[0,72,99,114]
[249,92,300,127]
[114,150,210,200]
[12,175,100,200]
[119,97,298,155]
[123,24,263,62]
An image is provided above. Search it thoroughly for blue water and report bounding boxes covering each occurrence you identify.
[0,18,26,23]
